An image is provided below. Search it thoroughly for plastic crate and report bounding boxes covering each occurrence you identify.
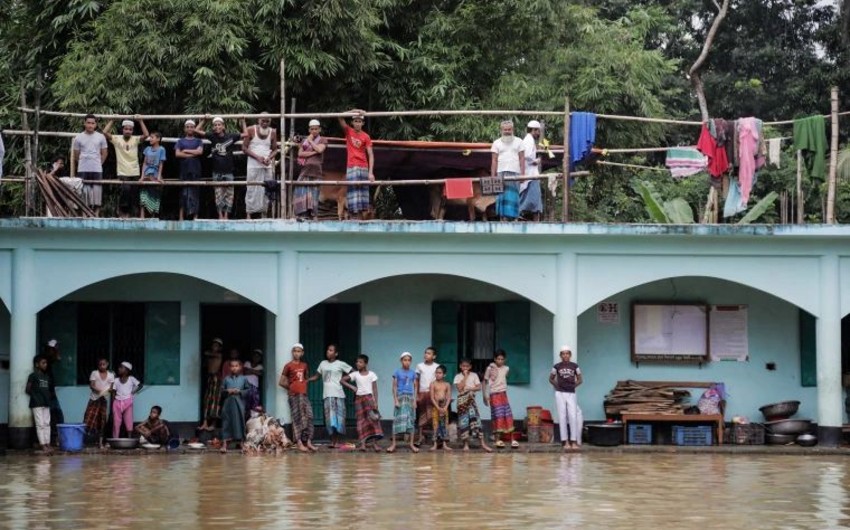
[725,423,765,445]
[628,424,652,444]
[673,425,713,446]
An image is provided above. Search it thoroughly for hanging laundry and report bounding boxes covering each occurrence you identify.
[569,112,596,169]
[737,117,760,205]
[767,138,782,168]
[665,147,707,178]
[723,178,747,218]
[696,124,729,178]
[445,178,474,200]
[793,115,827,180]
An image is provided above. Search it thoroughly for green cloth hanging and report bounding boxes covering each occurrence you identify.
[792,115,827,180]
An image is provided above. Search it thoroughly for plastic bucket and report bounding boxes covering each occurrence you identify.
[57,423,86,452]
[527,406,543,426]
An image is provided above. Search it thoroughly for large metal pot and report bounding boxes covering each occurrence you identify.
[107,438,139,449]
[764,419,812,435]
[759,401,801,421]
[796,434,818,447]
[766,433,797,445]
[586,424,623,446]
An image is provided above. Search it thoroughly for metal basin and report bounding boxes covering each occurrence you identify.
[796,434,818,447]
[765,433,797,445]
[764,419,812,435]
[759,401,800,421]
[586,424,623,447]
[107,438,139,449]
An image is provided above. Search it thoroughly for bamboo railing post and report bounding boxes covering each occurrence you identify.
[796,150,803,224]
[287,98,296,219]
[827,86,838,224]
[19,85,32,217]
[279,58,286,219]
[562,96,571,223]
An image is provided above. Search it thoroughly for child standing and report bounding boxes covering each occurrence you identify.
[279,343,317,452]
[220,359,250,453]
[111,361,142,439]
[83,358,114,445]
[336,109,375,219]
[243,349,264,413]
[26,355,52,453]
[312,344,353,448]
[342,354,383,452]
[549,346,584,451]
[140,131,166,219]
[429,365,452,451]
[387,352,418,453]
[414,346,439,446]
[454,358,492,452]
[484,349,517,448]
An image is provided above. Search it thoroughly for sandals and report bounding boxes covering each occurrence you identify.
[511,440,520,448]
[495,440,506,448]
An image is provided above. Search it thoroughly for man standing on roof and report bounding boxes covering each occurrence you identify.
[72,114,108,217]
[490,120,525,221]
[337,109,375,220]
[195,116,248,220]
[175,119,206,221]
[243,113,279,219]
[520,120,543,222]
[103,117,150,218]
[294,119,327,220]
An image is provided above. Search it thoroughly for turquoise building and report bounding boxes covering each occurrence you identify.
[0,218,848,447]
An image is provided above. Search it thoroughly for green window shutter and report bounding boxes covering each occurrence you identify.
[37,302,77,386]
[335,303,361,421]
[299,304,326,424]
[800,310,817,387]
[496,301,531,385]
[144,302,181,385]
[432,301,460,383]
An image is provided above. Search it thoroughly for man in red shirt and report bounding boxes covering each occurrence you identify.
[337,109,375,220]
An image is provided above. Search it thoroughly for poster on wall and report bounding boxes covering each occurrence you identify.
[631,303,709,363]
[597,301,620,324]
[709,305,749,361]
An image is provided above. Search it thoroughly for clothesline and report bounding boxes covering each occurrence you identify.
[595,161,667,172]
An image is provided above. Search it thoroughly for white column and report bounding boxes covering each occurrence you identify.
[553,252,578,362]
[273,250,298,422]
[816,254,842,446]
[9,248,37,449]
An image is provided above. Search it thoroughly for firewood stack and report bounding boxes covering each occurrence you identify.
[34,168,96,218]
[604,380,692,416]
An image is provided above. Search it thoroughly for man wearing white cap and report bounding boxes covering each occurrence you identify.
[196,117,248,220]
[549,346,584,451]
[294,119,327,220]
[243,113,279,218]
[71,114,108,216]
[175,118,206,221]
[103,116,150,217]
[520,120,543,221]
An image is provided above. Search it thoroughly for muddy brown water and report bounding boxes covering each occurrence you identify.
[0,453,848,529]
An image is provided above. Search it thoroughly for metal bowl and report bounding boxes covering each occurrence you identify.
[765,433,797,445]
[765,419,812,435]
[796,434,818,447]
[759,401,801,421]
[106,438,139,449]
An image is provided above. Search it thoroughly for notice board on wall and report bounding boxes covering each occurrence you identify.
[631,303,709,363]
[709,305,748,361]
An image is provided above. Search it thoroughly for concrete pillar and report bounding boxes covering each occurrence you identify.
[9,248,37,449]
[552,252,578,363]
[273,250,298,423]
[817,254,842,446]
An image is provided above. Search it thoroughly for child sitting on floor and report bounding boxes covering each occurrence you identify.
[342,354,383,452]
[135,405,171,445]
[430,365,452,452]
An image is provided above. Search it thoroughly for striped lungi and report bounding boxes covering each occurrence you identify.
[289,393,314,443]
[393,394,416,435]
[294,165,321,216]
[323,397,346,436]
[495,172,519,219]
[203,374,222,421]
[416,391,434,429]
[489,391,515,433]
[346,166,370,214]
[83,397,108,437]
[354,395,384,443]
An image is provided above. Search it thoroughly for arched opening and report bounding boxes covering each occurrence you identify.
[578,276,815,428]
[35,273,273,429]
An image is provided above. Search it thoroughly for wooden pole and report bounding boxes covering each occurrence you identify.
[279,58,286,219]
[796,150,803,224]
[827,86,839,224]
[562,96,571,223]
[19,85,32,217]
[287,98,296,219]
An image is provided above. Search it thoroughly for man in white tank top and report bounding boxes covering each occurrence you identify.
[243,113,279,218]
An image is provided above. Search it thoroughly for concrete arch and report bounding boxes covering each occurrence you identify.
[31,250,279,314]
[297,252,557,314]
[576,254,820,316]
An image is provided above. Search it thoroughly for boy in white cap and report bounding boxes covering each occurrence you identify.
[294,119,327,220]
[387,351,419,453]
[111,361,142,438]
[195,117,248,220]
[520,120,543,221]
[549,346,583,451]
[103,116,149,217]
[280,343,317,452]
[243,113,279,219]
[175,118,206,220]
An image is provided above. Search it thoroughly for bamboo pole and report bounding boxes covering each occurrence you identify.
[796,150,803,224]
[287,97,296,219]
[595,161,667,172]
[18,108,280,120]
[20,85,32,217]
[827,86,839,224]
[279,58,286,220]
[563,96,571,222]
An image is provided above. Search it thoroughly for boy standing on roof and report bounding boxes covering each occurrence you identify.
[72,114,108,217]
[103,117,149,218]
[243,114,278,219]
[195,117,248,220]
[337,109,375,220]
[520,120,543,222]
[490,120,525,221]
[175,119,206,221]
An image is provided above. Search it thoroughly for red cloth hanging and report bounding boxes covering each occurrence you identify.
[444,178,474,199]
[696,124,729,178]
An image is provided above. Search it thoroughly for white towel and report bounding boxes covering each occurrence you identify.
[767,138,781,168]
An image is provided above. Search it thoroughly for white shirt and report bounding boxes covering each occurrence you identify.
[89,370,115,401]
[415,362,438,392]
[244,361,263,388]
[453,372,481,394]
[348,370,378,396]
[490,136,525,174]
[113,376,140,401]
[317,360,353,399]
[521,133,539,176]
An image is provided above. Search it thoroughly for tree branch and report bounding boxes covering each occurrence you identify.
[688,0,731,122]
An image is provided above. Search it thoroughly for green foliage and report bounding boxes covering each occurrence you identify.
[632,179,670,223]
[737,191,779,224]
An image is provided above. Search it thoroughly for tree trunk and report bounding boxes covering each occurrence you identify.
[688,0,731,122]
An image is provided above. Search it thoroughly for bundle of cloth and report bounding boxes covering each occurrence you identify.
[243,408,292,455]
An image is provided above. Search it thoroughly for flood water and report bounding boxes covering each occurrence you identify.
[0,452,849,529]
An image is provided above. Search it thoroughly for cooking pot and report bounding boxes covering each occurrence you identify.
[759,401,800,421]
[764,419,812,435]
[106,438,139,449]
[796,434,817,447]
[765,433,797,445]
[586,424,623,446]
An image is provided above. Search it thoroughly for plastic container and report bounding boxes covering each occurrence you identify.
[57,423,86,452]
[673,425,713,446]
[527,424,554,443]
[526,406,543,426]
[627,424,652,444]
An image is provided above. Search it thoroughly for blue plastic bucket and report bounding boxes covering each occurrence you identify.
[57,423,86,452]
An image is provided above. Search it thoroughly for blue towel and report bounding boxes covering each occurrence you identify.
[570,112,596,169]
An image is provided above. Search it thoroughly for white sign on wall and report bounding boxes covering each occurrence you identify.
[709,305,749,361]
[597,301,620,324]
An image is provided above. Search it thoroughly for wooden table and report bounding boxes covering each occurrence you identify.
[622,413,724,445]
